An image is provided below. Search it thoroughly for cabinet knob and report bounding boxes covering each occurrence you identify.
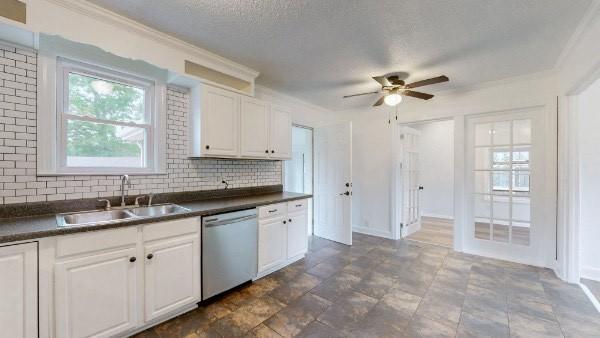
[289,218,292,222]
[265,150,269,153]
[283,220,287,224]
[129,257,137,263]
[271,150,275,153]
[147,253,154,260]
[206,145,210,150]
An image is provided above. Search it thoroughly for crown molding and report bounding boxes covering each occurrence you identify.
[42,0,260,81]
[554,0,600,70]
[255,84,332,114]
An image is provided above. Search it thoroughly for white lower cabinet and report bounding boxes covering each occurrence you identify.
[287,211,308,259]
[257,199,309,276]
[54,218,201,338]
[144,234,200,321]
[0,242,38,338]
[54,247,139,338]
[258,216,288,273]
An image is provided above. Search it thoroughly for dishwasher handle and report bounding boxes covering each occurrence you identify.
[203,214,257,227]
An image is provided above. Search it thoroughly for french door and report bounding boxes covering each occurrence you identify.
[398,126,422,238]
[465,108,552,266]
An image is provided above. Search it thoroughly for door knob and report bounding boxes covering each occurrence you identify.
[129,257,137,263]
[147,253,154,260]
[339,191,350,196]
[418,186,424,190]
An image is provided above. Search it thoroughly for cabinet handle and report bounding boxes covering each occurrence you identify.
[283,220,287,224]
[271,150,275,153]
[147,253,154,260]
[265,150,269,153]
[289,218,292,222]
[206,145,210,150]
[268,209,278,213]
[296,204,302,207]
[129,257,137,263]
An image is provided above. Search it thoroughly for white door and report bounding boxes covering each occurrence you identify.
[55,247,138,338]
[269,105,292,159]
[201,85,239,157]
[240,97,270,158]
[466,109,551,266]
[0,242,37,338]
[287,210,309,258]
[144,235,200,322]
[258,217,287,273]
[397,126,422,237]
[314,122,352,245]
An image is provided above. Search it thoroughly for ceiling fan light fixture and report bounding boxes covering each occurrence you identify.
[384,90,402,106]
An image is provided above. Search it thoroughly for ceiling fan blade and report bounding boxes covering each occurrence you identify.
[343,91,380,98]
[372,76,391,87]
[405,75,449,89]
[373,96,385,106]
[402,90,434,100]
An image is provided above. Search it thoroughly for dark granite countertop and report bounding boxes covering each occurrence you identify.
[0,189,311,244]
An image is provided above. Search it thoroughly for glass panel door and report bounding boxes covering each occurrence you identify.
[285,126,314,234]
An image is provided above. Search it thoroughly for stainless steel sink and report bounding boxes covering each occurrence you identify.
[57,209,137,227]
[56,204,190,227]
[129,204,190,217]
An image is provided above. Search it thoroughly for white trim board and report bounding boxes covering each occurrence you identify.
[352,226,395,240]
[421,214,454,221]
[579,283,600,314]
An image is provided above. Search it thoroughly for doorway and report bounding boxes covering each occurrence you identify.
[284,125,314,235]
[396,119,455,248]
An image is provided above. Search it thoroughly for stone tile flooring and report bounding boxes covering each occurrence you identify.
[133,233,600,337]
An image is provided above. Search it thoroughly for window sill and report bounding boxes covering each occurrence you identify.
[37,171,168,177]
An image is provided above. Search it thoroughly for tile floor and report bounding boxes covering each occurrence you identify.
[133,234,600,337]
[407,217,453,248]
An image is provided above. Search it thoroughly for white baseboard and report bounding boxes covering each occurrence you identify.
[352,225,395,240]
[581,266,600,281]
[422,213,454,220]
[579,283,600,313]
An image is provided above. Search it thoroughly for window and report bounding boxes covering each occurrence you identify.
[56,59,159,173]
[491,149,530,192]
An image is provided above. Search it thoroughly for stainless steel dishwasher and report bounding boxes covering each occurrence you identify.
[202,208,258,300]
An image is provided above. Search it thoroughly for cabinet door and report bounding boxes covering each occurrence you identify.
[240,97,270,158]
[144,235,200,322]
[0,242,37,338]
[287,210,309,259]
[201,85,240,157]
[258,217,287,273]
[269,105,292,159]
[55,247,138,338]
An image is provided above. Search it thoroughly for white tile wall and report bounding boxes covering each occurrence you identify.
[0,45,282,204]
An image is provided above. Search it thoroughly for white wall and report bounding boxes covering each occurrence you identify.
[578,77,600,281]
[412,120,454,219]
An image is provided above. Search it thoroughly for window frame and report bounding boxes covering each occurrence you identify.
[55,58,159,174]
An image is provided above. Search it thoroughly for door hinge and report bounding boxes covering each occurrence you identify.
[400,223,404,228]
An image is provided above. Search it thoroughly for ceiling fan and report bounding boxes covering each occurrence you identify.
[343,74,449,106]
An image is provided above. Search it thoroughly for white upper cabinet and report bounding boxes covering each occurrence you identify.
[199,85,240,157]
[0,242,38,338]
[189,84,291,159]
[269,105,292,159]
[240,97,270,158]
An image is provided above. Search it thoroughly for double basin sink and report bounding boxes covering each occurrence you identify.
[56,204,191,227]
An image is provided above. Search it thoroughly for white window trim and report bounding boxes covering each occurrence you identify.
[38,54,167,176]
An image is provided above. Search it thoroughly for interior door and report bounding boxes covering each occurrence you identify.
[240,97,270,158]
[398,126,422,237]
[465,109,550,266]
[314,122,352,245]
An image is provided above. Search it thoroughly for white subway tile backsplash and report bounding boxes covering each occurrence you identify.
[0,47,282,204]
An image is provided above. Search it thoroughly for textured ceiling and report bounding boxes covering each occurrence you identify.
[88,0,591,111]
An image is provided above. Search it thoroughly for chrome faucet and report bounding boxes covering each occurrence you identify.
[120,175,131,207]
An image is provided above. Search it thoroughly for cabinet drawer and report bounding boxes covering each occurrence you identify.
[287,199,308,213]
[143,217,200,242]
[258,203,287,219]
[56,227,137,258]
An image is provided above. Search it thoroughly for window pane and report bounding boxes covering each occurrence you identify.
[492,171,510,193]
[474,171,491,194]
[68,72,146,124]
[512,196,530,222]
[66,120,146,168]
[475,123,492,146]
[513,119,531,144]
[512,222,530,246]
[492,121,510,145]
[475,147,492,170]
[492,220,509,243]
